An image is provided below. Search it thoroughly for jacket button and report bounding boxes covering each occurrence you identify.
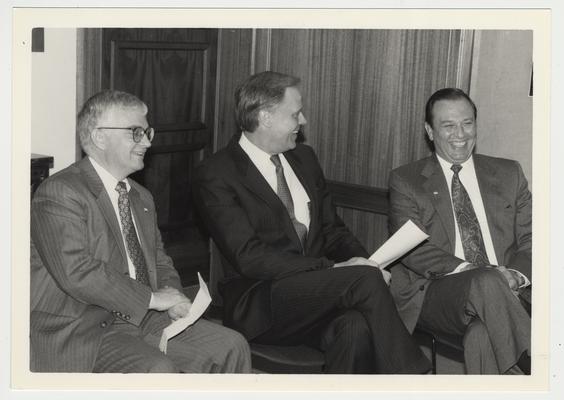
[100,321,108,328]
[419,285,425,291]
[124,315,131,320]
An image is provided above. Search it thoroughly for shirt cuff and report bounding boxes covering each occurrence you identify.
[508,268,531,288]
[446,262,470,275]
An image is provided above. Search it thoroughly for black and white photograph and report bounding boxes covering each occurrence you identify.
[3,2,562,400]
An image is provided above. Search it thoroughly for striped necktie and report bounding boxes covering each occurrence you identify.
[270,154,308,250]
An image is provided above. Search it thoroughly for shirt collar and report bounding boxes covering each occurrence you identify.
[436,153,475,176]
[89,156,131,194]
[239,132,277,165]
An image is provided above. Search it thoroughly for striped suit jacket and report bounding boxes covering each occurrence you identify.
[388,154,532,332]
[192,137,368,339]
[30,157,182,372]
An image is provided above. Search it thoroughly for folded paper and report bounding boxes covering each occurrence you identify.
[159,272,212,354]
[369,219,429,268]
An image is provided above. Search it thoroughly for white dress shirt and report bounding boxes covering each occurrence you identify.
[239,133,311,230]
[89,156,140,279]
[437,154,530,286]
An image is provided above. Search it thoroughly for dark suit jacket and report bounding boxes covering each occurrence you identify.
[388,154,532,332]
[193,137,368,339]
[30,157,182,371]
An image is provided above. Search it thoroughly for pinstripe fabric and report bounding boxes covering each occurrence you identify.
[389,154,532,373]
[193,139,369,340]
[30,157,249,372]
[419,268,530,373]
[254,266,430,373]
[388,154,532,333]
[194,138,431,373]
[93,318,250,373]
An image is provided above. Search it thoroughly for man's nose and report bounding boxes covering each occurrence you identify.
[299,112,307,125]
[453,123,465,137]
[139,133,152,147]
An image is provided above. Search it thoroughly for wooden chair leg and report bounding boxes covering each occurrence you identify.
[431,336,437,374]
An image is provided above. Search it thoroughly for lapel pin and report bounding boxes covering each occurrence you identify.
[143,207,148,212]
[433,191,439,195]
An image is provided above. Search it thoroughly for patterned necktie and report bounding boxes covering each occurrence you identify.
[450,164,490,267]
[270,155,308,250]
[115,181,150,285]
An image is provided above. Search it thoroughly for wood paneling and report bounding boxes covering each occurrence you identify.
[327,180,390,253]
[76,28,103,160]
[100,28,218,285]
[248,29,470,249]
[327,180,388,215]
[214,29,254,150]
[264,29,468,184]
[79,28,473,285]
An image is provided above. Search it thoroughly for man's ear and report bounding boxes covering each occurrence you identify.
[424,122,434,141]
[91,128,107,150]
[258,109,272,128]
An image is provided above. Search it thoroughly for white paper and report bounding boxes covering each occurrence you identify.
[159,272,212,354]
[369,219,429,269]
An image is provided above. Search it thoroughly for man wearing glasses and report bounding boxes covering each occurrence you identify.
[30,90,251,373]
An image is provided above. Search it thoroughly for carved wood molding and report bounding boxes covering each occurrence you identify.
[148,142,207,155]
[327,180,389,216]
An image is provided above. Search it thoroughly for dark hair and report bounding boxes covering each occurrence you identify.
[425,88,477,127]
[77,90,147,154]
[234,71,301,132]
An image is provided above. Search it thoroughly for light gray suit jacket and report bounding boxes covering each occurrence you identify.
[388,154,532,332]
[30,157,182,372]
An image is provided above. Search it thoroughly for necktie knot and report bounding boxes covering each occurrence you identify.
[270,154,282,171]
[115,181,128,194]
[451,164,462,175]
[450,164,462,175]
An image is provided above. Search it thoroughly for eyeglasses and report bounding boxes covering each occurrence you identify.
[96,126,155,143]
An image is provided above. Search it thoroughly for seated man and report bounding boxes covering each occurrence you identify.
[30,90,250,373]
[388,88,531,374]
[192,71,430,374]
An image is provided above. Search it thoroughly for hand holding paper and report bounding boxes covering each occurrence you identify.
[369,220,429,269]
[158,272,212,354]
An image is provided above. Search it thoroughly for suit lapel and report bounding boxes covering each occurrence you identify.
[228,138,305,251]
[78,158,129,273]
[474,155,504,263]
[228,139,284,212]
[421,156,457,253]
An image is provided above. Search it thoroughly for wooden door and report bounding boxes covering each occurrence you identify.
[101,28,218,285]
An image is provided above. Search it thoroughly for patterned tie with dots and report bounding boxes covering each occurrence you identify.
[450,164,490,267]
[115,181,150,285]
[270,155,308,250]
